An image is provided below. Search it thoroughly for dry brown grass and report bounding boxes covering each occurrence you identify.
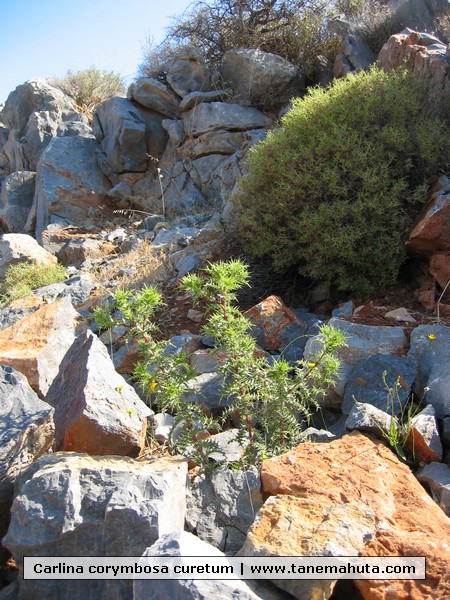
[90,239,174,294]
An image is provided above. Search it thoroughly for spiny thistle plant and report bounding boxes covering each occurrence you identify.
[92,286,224,472]
[181,259,346,464]
[92,259,346,471]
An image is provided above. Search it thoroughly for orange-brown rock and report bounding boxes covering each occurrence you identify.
[260,432,450,600]
[407,176,450,256]
[0,296,81,397]
[244,295,305,351]
[430,253,450,292]
[379,32,450,103]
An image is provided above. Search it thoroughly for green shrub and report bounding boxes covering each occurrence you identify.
[0,261,68,307]
[233,66,450,295]
[93,259,345,470]
[52,67,125,121]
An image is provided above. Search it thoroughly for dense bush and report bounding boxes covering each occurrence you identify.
[52,67,125,121]
[0,261,67,307]
[233,66,450,295]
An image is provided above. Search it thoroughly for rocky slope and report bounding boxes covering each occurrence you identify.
[0,24,449,600]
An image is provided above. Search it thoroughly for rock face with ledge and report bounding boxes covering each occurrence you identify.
[258,432,450,600]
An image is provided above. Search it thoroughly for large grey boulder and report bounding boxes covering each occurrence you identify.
[186,466,263,554]
[134,531,285,600]
[389,0,450,30]
[3,452,187,600]
[408,325,450,417]
[341,33,375,71]
[93,96,167,175]
[166,46,211,97]
[31,135,109,240]
[304,318,408,401]
[183,102,266,137]
[1,79,87,173]
[128,77,180,119]
[342,354,417,415]
[0,365,54,499]
[0,365,54,561]
[221,48,304,108]
[46,329,151,457]
[0,233,57,280]
[0,171,35,233]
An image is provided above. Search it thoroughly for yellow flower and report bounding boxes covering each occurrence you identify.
[428,333,437,341]
[126,409,133,416]
[115,385,123,393]
[149,381,158,392]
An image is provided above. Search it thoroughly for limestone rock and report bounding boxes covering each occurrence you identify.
[430,252,450,290]
[179,88,232,111]
[0,365,54,561]
[46,329,151,457]
[240,495,377,599]
[93,96,167,175]
[341,33,375,71]
[0,171,35,233]
[342,354,417,414]
[416,462,450,517]
[183,372,227,414]
[135,531,285,600]
[1,78,84,173]
[244,295,305,352]
[3,452,187,600]
[305,319,408,399]
[388,0,450,30]
[41,228,112,267]
[407,404,443,462]
[128,77,180,119]
[408,325,450,417]
[221,48,304,108]
[260,432,450,600]
[166,46,211,97]
[0,365,54,498]
[0,233,57,280]
[32,136,108,239]
[32,274,94,306]
[345,401,393,437]
[384,307,417,323]
[378,31,450,106]
[186,466,263,554]
[0,297,80,398]
[183,102,266,137]
[407,175,450,255]
[0,296,44,332]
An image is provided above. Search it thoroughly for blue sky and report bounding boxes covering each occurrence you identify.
[0,0,193,104]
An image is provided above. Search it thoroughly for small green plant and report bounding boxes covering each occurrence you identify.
[93,259,346,470]
[181,259,346,464]
[379,371,420,464]
[92,285,225,472]
[0,261,67,308]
